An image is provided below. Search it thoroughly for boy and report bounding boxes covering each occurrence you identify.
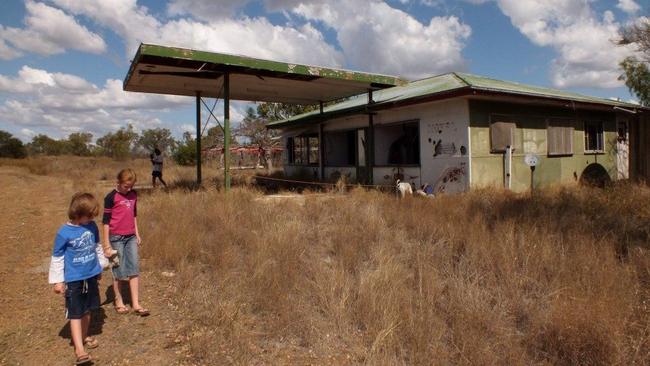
[150,148,167,188]
[49,193,104,365]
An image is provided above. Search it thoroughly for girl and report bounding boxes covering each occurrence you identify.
[102,169,150,316]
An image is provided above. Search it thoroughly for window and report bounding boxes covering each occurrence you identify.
[287,135,319,165]
[374,121,419,166]
[324,130,356,166]
[308,136,319,164]
[490,118,516,153]
[584,121,604,153]
[547,118,574,156]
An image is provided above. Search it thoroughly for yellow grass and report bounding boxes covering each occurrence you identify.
[140,183,649,365]
[4,156,648,364]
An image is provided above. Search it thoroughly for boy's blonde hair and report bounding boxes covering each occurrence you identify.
[117,168,137,184]
[68,192,99,220]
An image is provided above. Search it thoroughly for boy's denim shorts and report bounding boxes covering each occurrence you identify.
[65,275,100,319]
[109,234,139,280]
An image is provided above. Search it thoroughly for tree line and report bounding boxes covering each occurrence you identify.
[0,102,312,165]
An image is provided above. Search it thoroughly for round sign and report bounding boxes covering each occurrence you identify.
[524,153,539,167]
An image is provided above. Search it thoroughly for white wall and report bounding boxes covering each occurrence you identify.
[280,98,471,192]
[373,98,470,193]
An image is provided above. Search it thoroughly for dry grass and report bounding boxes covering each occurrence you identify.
[138,182,650,365]
[3,156,647,364]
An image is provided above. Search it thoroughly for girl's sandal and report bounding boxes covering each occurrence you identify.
[114,305,129,314]
[132,308,150,317]
[84,336,99,349]
[74,353,92,365]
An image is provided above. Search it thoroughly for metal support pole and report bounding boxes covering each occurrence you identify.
[223,73,231,191]
[319,101,324,181]
[368,90,374,184]
[195,93,202,185]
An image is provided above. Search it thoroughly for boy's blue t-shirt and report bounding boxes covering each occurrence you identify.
[52,221,102,282]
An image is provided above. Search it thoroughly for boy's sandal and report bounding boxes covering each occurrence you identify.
[114,305,129,314]
[132,308,150,317]
[84,336,99,349]
[74,353,92,365]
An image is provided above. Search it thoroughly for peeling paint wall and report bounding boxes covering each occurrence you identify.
[469,100,619,191]
[372,99,470,193]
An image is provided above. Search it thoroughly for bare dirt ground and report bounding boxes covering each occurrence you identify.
[0,166,191,365]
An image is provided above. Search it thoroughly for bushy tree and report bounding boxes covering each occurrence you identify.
[619,18,650,106]
[138,128,176,154]
[256,102,316,122]
[66,132,93,156]
[0,131,27,158]
[172,131,197,166]
[96,125,139,160]
[27,134,66,155]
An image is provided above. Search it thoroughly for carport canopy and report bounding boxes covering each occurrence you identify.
[123,43,406,104]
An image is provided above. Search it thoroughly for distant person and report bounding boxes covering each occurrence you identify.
[102,169,150,317]
[150,148,167,188]
[49,193,105,365]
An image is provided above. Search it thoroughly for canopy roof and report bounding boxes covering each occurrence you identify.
[123,44,406,104]
[268,72,647,128]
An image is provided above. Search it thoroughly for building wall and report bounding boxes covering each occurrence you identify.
[468,100,620,191]
[371,98,470,193]
[281,99,471,192]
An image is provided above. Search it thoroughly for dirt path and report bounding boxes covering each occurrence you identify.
[0,167,189,366]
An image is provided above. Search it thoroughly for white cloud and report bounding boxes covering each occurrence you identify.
[617,0,641,15]
[292,0,471,78]
[0,66,96,94]
[20,128,36,138]
[0,66,193,139]
[0,1,106,58]
[52,0,342,66]
[0,38,22,60]
[492,0,638,88]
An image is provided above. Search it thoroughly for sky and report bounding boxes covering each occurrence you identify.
[0,0,647,142]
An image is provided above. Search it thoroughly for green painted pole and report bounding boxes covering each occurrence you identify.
[196,92,202,185]
[224,73,231,191]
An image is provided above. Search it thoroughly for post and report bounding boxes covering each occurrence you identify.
[319,101,324,181]
[195,93,202,185]
[368,90,374,184]
[223,73,231,191]
[530,166,535,193]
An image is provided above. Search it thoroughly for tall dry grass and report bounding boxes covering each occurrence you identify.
[139,183,650,365]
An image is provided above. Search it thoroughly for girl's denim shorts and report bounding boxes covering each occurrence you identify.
[109,234,139,280]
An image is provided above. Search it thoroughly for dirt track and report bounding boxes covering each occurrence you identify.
[0,166,190,365]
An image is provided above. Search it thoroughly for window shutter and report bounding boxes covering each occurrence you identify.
[490,121,516,153]
[548,119,574,156]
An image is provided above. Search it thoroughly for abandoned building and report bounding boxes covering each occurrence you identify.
[268,73,650,193]
[123,44,650,192]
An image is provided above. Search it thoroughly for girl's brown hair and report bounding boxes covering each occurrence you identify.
[68,192,99,220]
[117,168,137,184]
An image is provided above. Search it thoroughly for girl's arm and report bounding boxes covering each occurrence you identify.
[134,217,142,245]
[102,224,114,256]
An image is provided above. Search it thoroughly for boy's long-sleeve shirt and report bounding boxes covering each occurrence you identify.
[48,221,102,283]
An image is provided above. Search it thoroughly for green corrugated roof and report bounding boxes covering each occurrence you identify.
[268,72,644,128]
[124,44,407,103]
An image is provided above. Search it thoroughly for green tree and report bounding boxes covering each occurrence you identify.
[236,106,278,146]
[27,134,66,155]
[172,131,197,166]
[66,132,93,156]
[138,128,176,154]
[619,18,650,106]
[0,131,27,158]
[96,125,139,160]
[256,102,316,122]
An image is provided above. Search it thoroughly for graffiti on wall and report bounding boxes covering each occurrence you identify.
[426,121,467,158]
[433,163,467,193]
